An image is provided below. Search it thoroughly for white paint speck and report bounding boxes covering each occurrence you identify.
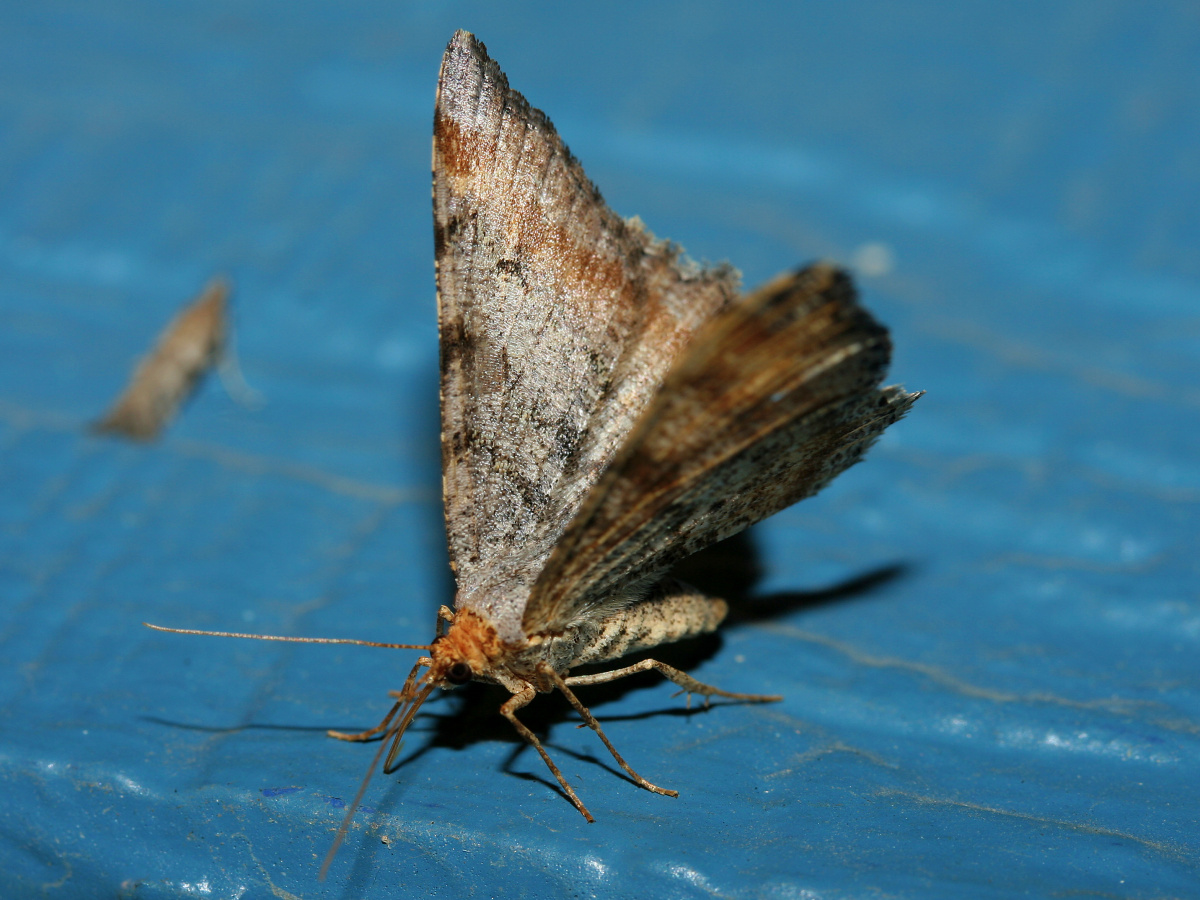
[851,242,896,277]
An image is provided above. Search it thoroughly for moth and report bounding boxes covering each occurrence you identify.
[150,30,919,875]
[95,277,228,440]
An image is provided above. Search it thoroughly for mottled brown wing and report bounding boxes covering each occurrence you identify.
[524,264,920,633]
[433,31,739,638]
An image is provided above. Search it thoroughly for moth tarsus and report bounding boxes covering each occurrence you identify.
[151,28,920,878]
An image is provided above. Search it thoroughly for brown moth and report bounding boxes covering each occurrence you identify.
[149,29,919,876]
[95,276,228,440]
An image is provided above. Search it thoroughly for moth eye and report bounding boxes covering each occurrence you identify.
[446,661,472,685]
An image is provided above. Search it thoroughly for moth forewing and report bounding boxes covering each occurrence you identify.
[433,30,739,647]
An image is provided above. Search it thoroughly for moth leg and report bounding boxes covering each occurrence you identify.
[328,699,401,743]
[540,663,679,799]
[565,659,782,708]
[327,658,431,742]
[500,686,595,823]
[435,606,455,637]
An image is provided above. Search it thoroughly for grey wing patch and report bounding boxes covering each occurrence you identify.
[525,264,921,633]
[434,31,738,639]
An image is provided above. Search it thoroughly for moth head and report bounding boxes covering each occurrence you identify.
[427,608,503,688]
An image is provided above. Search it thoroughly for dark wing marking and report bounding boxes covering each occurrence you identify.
[525,264,920,633]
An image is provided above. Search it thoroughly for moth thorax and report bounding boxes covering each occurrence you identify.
[430,608,505,686]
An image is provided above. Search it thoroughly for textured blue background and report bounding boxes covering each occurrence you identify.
[1,3,1197,898]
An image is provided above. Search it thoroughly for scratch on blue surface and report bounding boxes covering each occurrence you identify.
[880,789,1193,865]
[763,623,1163,713]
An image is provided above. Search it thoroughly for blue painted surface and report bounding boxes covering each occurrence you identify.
[1,3,1197,898]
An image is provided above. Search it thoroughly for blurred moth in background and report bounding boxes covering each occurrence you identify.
[94,277,228,440]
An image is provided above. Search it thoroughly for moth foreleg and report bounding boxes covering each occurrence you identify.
[327,699,402,744]
[327,657,431,742]
[394,656,434,704]
[500,685,595,823]
[539,663,678,799]
[564,659,782,708]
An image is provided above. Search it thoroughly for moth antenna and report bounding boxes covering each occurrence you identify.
[319,679,437,881]
[143,622,431,650]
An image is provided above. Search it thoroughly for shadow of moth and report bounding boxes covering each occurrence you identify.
[149,29,920,877]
